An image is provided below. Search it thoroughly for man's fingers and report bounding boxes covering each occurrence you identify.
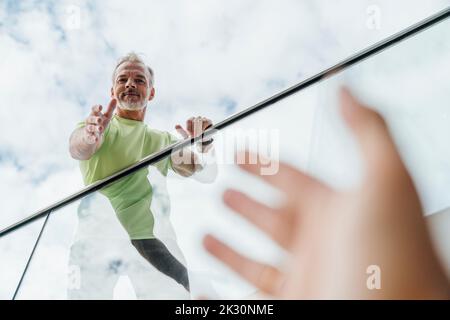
[202,117,212,130]
[85,125,95,133]
[236,151,330,202]
[203,235,284,295]
[86,124,103,134]
[186,117,195,136]
[83,132,98,145]
[91,104,102,115]
[103,99,117,119]
[186,116,210,137]
[223,189,294,249]
[86,116,102,125]
[84,123,101,143]
[175,125,190,139]
[339,88,405,181]
[193,116,203,137]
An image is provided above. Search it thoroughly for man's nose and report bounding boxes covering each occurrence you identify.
[125,79,136,89]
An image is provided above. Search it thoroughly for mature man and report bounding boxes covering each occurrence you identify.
[69,52,216,293]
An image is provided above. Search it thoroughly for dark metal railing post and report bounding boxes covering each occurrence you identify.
[12,211,52,300]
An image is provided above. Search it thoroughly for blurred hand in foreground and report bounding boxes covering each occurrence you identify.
[204,88,450,299]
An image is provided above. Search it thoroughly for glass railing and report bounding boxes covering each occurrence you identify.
[1,8,449,299]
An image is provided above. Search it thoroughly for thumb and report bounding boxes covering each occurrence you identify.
[339,87,404,181]
[103,98,117,119]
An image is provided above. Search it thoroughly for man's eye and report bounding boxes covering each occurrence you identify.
[137,79,144,83]
[118,79,126,83]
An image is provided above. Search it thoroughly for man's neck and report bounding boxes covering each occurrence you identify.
[115,106,147,121]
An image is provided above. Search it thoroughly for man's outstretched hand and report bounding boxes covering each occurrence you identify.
[83,99,117,145]
[69,98,117,160]
[203,88,450,299]
[175,116,214,153]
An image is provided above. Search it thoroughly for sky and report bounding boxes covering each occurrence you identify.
[0,0,449,299]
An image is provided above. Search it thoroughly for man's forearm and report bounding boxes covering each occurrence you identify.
[69,127,100,160]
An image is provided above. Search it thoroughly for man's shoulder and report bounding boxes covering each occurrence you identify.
[145,126,173,139]
[145,126,179,148]
[145,125,165,135]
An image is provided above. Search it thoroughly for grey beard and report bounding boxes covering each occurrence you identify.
[118,99,147,111]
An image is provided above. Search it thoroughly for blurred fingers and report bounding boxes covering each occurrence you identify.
[175,124,190,139]
[236,151,330,203]
[339,87,406,182]
[203,235,284,295]
[223,189,295,248]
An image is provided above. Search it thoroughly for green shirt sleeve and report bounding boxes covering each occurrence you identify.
[76,121,85,129]
[166,132,180,173]
[152,131,179,176]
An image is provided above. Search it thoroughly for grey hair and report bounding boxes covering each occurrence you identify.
[112,52,154,86]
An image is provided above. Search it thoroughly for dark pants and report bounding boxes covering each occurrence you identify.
[131,238,190,292]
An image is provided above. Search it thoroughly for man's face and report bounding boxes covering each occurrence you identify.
[111,62,154,111]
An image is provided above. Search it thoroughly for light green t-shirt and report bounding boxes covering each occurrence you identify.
[77,115,179,240]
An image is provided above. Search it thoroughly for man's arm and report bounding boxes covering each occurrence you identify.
[69,100,117,160]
